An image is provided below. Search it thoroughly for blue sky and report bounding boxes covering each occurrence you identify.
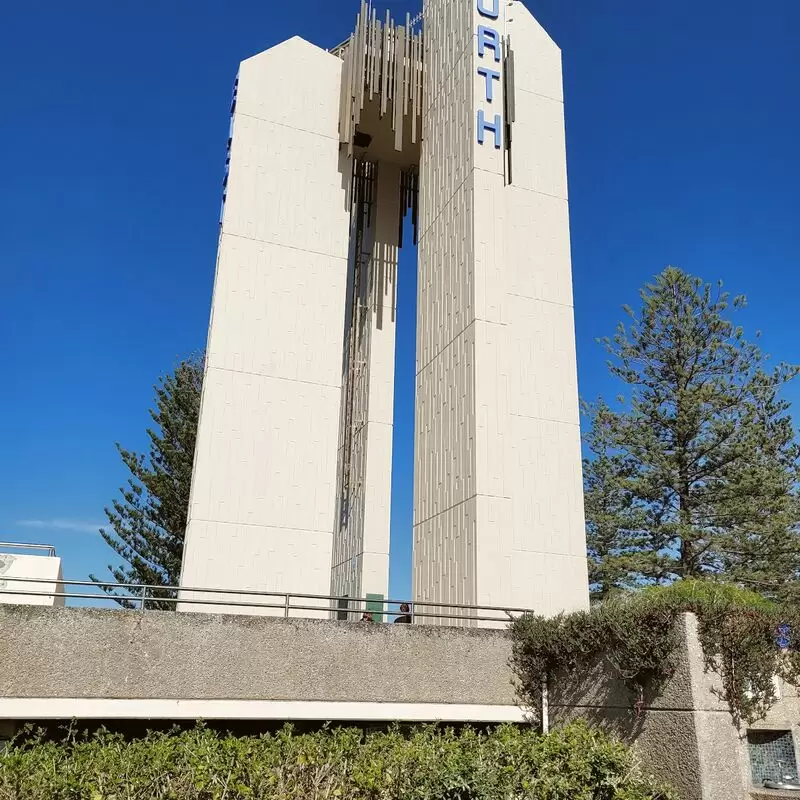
[1,0,798,602]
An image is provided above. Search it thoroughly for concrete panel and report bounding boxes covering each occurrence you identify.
[361,422,394,559]
[506,3,564,104]
[416,177,475,369]
[207,236,348,387]
[413,496,478,612]
[506,296,581,425]
[473,319,510,500]
[508,91,569,200]
[555,705,704,800]
[508,416,585,557]
[548,614,800,800]
[473,170,508,326]
[179,520,332,616]
[187,369,341,532]
[474,494,513,611]
[330,163,399,604]
[414,7,477,613]
[414,324,477,525]
[223,114,349,256]
[0,606,516,707]
[505,189,574,306]
[510,552,588,616]
[548,614,696,712]
[236,38,344,138]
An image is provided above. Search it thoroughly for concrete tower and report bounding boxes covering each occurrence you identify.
[180,0,589,622]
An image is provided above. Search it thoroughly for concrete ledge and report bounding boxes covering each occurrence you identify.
[0,698,526,723]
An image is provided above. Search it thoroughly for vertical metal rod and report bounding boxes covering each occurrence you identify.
[541,678,550,733]
[140,585,147,612]
[284,594,291,618]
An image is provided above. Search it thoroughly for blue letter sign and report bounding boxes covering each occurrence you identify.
[477,110,502,149]
[477,66,501,102]
[476,1,503,148]
[477,0,499,19]
[477,26,501,63]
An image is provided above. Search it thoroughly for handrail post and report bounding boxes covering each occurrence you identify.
[541,676,550,734]
[140,585,147,612]
[284,593,290,618]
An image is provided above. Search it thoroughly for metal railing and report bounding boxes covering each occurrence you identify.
[0,575,533,626]
[0,542,57,558]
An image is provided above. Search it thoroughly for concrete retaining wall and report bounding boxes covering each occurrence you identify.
[1,606,797,800]
[0,605,515,706]
[550,614,800,800]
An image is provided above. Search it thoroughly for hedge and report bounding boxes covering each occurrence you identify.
[0,721,675,800]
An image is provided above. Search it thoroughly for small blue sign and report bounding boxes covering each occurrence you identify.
[476,2,504,148]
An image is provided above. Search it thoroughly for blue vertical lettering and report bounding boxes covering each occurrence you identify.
[477,0,499,19]
[477,110,502,149]
[477,67,501,102]
[477,26,502,63]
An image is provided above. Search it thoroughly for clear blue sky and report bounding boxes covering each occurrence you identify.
[2,0,798,601]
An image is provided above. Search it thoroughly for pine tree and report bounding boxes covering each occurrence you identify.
[92,355,203,609]
[584,267,800,599]
[583,400,651,599]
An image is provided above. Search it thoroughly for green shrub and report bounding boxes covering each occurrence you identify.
[0,721,675,800]
[510,580,800,726]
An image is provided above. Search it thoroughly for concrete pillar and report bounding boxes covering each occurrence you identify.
[331,164,399,614]
[179,38,351,615]
[414,0,589,622]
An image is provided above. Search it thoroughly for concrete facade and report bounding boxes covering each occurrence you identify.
[413,0,588,617]
[180,0,589,621]
[179,38,351,614]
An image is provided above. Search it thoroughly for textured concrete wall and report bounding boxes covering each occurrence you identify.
[550,614,800,800]
[414,0,588,618]
[414,0,478,616]
[550,614,703,800]
[0,605,515,707]
[180,38,351,613]
[684,616,800,800]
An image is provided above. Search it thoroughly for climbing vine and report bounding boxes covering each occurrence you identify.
[509,581,800,727]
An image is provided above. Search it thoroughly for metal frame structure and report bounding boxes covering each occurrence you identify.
[0,542,57,558]
[336,0,424,155]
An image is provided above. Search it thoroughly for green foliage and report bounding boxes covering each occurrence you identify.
[583,266,800,599]
[510,580,800,727]
[0,721,675,800]
[91,355,203,609]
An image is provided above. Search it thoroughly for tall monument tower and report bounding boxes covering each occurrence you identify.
[179,0,589,622]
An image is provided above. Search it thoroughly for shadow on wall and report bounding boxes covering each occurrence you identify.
[546,652,704,800]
